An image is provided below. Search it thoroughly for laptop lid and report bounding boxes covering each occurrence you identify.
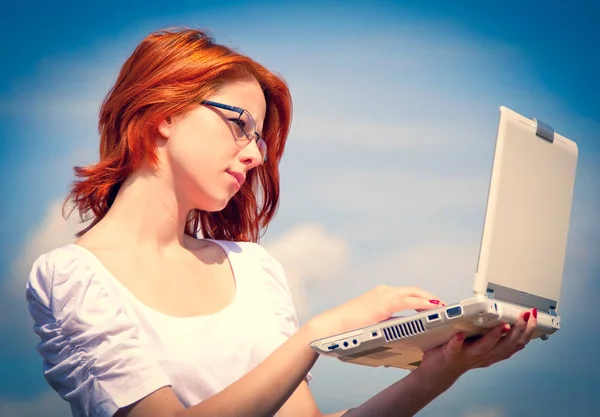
[473,106,578,315]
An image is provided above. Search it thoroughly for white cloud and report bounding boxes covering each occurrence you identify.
[307,170,489,216]
[371,241,481,302]
[303,237,481,320]
[265,224,350,319]
[11,200,87,290]
[3,200,87,333]
[0,391,69,417]
[290,113,494,153]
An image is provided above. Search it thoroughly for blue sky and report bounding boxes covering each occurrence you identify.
[1,1,598,416]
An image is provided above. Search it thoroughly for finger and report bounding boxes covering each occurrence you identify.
[498,311,530,351]
[467,323,510,356]
[393,296,446,312]
[377,295,444,321]
[415,300,448,312]
[445,332,467,358]
[393,286,446,305]
[518,308,538,348]
[415,305,446,313]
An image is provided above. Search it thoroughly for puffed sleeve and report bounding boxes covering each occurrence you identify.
[25,247,171,417]
[257,246,313,382]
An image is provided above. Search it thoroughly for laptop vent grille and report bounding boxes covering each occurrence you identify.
[382,319,425,342]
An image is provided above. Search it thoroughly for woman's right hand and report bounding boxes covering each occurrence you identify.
[307,285,445,340]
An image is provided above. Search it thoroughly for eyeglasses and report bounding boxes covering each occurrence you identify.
[201,100,267,163]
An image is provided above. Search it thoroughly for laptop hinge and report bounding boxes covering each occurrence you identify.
[532,117,555,143]
[486,282,558,314]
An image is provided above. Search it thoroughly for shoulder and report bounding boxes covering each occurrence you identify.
[211,239,287,282]
[25,244,171,415]
[27,245,83,303]
[26,243,119,318]
[212,239,273,257]
[213,238,298,321]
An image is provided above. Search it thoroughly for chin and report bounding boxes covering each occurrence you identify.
[197,194,234,213]
[204,202,229,212]
[188,183,237,212]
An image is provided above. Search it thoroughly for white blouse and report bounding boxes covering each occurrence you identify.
[25,240,310,417]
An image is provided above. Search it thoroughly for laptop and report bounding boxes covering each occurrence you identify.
[309,106,579,370]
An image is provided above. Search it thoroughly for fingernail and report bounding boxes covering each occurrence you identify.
[532,308,537,319]
[429,300,440,305]
[456,333,465,341]
[523,312,531,323]
[501,324,511,334]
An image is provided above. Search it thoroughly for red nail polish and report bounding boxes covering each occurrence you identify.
[532,308,537,319]
[523,312,531,322]
[501,324,511,334]
[429,300,440,305]
[456,333,465,341]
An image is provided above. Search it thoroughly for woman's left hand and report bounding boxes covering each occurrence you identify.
[417,308,538,383]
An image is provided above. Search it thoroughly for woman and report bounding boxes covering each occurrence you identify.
[25,28,537,417]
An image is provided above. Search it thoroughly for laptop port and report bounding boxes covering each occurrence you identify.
[328,344,339,350]
[446,306,463,319]
[427,313,440,322]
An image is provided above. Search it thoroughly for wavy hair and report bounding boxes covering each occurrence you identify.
[63,28,292,243]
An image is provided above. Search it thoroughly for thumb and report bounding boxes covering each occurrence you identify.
[446,332,466,357]
[402,297,445,312]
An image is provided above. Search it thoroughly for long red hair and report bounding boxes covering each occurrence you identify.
[63,28,292,243]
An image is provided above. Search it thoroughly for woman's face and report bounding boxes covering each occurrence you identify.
[157,77,267,212]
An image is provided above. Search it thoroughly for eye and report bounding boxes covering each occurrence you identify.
[227,118,247,139]
[228,118,246,128]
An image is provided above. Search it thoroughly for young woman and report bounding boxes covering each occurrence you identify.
[25,28,537,417]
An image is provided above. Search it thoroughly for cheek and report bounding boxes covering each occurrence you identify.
[169,139,214,177]
[163,128,231,186]
[173,118,237,161]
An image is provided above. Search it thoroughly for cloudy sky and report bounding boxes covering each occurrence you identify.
[1,1,598,416]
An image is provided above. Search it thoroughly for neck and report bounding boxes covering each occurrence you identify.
[97,162,196,254]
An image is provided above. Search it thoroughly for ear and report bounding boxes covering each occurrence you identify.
[158,116,173,139]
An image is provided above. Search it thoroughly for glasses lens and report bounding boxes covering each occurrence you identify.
[237,111,255,140]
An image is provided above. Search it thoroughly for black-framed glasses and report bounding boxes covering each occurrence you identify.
[201,100,267,163]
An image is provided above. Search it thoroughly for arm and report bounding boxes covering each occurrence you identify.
[122,322,321,417]
[280,310,537,417]
[27,249,333,417]
[342,310,537,417]
[125,319,449,417]
[337,368,457,417]
[275,355,456,417]
[122,285,450,417]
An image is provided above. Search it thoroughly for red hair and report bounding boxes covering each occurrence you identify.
[63,28,292,243]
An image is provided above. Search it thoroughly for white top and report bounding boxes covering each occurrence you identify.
[25,240,310,417]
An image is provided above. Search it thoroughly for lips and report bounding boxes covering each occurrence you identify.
[227,171,245,187]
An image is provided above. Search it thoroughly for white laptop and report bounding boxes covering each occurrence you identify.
[309,106,579,370]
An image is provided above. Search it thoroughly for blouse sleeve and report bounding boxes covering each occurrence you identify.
[25,247,171,417]
[257,246,313,382]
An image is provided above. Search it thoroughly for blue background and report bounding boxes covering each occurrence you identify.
[1,1,598,416]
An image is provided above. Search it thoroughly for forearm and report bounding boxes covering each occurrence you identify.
[177,323,320,417]
[341,368,460,417]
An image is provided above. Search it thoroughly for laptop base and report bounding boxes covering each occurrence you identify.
[310,297,560,371]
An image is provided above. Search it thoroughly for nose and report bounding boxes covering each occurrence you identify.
[238,140,264,169]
